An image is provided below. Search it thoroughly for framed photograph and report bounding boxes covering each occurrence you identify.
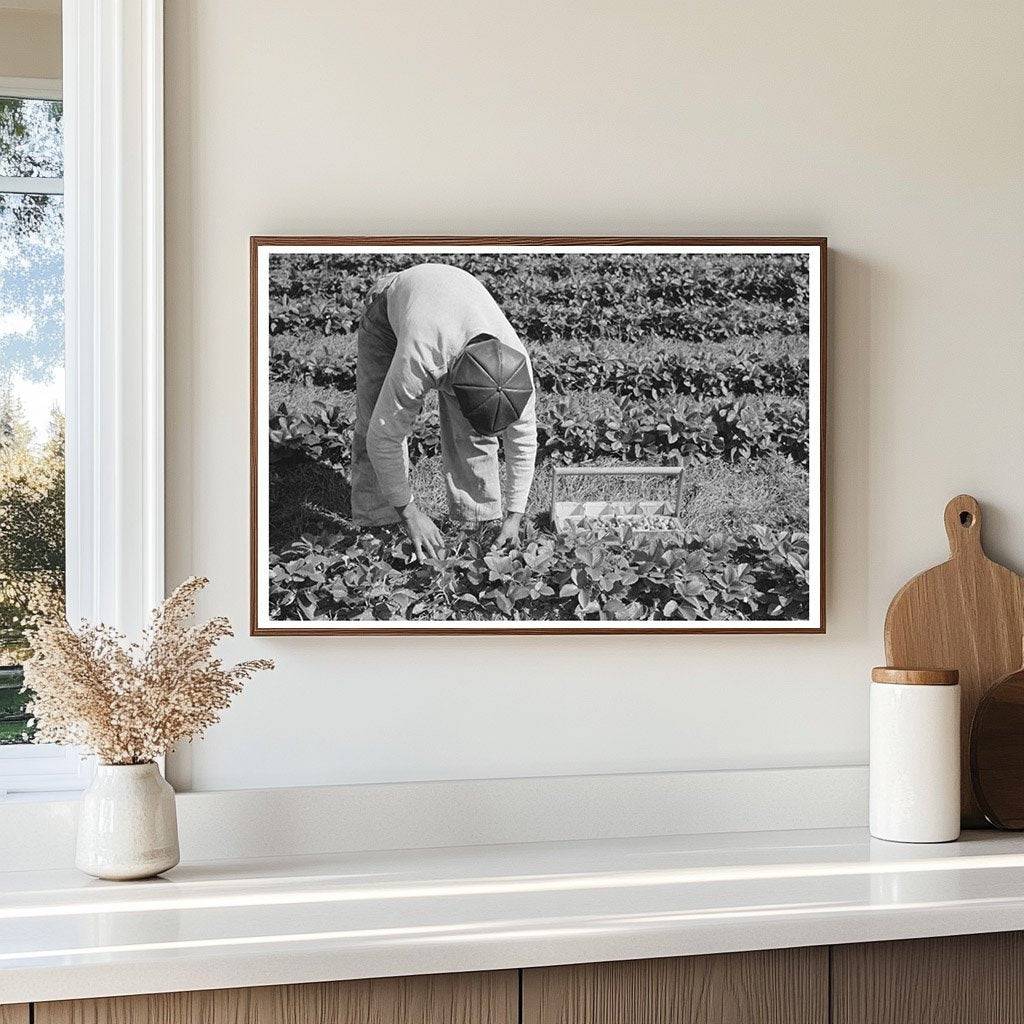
[251,237,826,635]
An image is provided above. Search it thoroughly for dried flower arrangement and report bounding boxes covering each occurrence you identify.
[23,577,273,765]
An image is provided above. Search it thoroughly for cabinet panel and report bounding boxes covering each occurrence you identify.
[832,932,1024,1024]
[522,948,828,1024]
[0,1006,29,1024]
[35,970,517,1024]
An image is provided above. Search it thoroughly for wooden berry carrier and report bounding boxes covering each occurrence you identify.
[550,465,686,540]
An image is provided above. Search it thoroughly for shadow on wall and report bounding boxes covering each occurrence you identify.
[827,249,873,636]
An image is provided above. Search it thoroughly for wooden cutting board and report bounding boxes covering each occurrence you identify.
[884,494,1024,826]
[970,651,1024,829]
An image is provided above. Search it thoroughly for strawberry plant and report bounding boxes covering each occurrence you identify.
[269,520,810,623]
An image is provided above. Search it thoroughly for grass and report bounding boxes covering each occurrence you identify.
[544,455,808,533]
[0,720,30,744]
[270,448,808,553]
[0,678,30,746]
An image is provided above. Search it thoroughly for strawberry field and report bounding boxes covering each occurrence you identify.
[265,251,813,623]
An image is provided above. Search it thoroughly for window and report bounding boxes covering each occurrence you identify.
[0,5,166,799]
[0,79,85,797]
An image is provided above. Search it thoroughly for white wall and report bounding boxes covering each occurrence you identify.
[164,0,1024,792]
[0,4,61,80]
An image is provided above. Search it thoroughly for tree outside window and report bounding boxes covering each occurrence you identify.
[0,94,65,744]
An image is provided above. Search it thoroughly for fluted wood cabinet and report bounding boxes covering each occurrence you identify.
[522,947,827,1024]
[832,932,1024,1024]
[33,972,516,1024]
[18,933,1024,1024]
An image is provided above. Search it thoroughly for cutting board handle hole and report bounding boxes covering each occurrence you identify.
[944,495,983,557]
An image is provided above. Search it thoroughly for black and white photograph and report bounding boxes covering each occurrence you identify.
[251,239,824,633]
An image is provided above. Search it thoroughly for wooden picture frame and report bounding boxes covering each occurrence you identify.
[251,237,826,635]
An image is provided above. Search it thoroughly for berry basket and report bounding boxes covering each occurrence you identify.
[551,465,686,541]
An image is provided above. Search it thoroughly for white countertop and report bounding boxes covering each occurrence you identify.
[4,826,1024,1004]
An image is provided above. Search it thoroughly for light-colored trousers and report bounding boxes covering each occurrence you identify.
[351,285,503,526]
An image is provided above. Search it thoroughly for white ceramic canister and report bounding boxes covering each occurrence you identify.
[870,667,961,843]
[76,762,180,880]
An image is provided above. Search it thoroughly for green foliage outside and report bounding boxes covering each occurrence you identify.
[0,396,65,742]
[267,252,812,623]
[1,94,65,742]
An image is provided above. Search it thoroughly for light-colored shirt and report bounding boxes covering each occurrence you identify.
[365,264,538,513]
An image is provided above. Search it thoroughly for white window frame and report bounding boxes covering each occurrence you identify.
[0,76,61,101]
[0,1,165,799]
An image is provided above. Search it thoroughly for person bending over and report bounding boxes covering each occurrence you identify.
[351,263,537,561]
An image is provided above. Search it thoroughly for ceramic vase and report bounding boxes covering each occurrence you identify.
[76,762,180,880]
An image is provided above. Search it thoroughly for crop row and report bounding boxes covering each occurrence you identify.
[268,252,810,345]
[270,298,805,350]
[270,252,808,310]
[538,399,808,467]
[270,348,809,403]
[268,396,809,471]
[268,519,810,623]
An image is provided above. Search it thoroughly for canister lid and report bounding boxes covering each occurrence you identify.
[871,666,959,686]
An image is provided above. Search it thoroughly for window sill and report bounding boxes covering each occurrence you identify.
[0,744,93,799]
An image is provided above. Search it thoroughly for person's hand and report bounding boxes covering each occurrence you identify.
[398,503,444,562]
[490,512,524,551]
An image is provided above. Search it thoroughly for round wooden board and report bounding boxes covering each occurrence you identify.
[970,664,1024,829]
